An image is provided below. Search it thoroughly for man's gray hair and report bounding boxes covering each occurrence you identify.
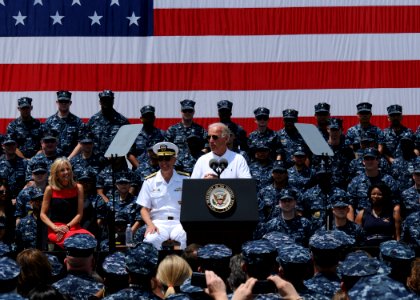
[208,123,231,138]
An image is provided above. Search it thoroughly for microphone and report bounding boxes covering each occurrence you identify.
[209,159,219,174]
[218,158,228,173]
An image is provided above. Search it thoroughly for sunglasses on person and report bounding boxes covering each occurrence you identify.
[0,190,5,195]
[182,109,194,113]
[363,156,377,161]
[256,115,269,121]
[206,135,221,141]
[33,171,47,175]
[157,156,173,162]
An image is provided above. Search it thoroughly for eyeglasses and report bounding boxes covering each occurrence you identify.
[413,172,420,176]
[363,156,376,161]
[0,191,5,195]
[157,156,173,162]
[33,171,47,175]
[182,109,194,113]
[280,198,294,202]
[206,135,220,141]
[256,115,269,121]
[43,139,56,144]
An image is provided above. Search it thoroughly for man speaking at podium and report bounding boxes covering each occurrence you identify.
[191,123,251,179]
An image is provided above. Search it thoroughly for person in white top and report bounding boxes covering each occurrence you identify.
[191,123,251,179]
[136,142,189,250]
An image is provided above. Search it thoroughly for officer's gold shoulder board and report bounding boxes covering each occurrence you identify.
[176,170,190,177]
[145,172,157,180]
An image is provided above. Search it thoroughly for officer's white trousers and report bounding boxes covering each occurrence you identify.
[143,219,187,250]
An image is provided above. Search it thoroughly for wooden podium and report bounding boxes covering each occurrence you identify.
[180,179,258,253]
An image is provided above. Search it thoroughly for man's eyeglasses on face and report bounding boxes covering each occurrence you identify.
[206,135,220,141]
[0,190,5,195]
[158,156,173,162]
[33,171,47,175]
[363,156,376,161]
[256,116,269,121]
[182,109,194,114]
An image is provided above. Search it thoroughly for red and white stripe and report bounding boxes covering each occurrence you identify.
[1,1,419,132]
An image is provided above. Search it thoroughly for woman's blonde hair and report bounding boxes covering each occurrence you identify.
[49,157,76,189]
[156,255,192,298]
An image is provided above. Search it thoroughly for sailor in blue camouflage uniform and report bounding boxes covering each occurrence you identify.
[180,243,233,298]
[257,189,312,246]
[314,102,331,141]
[311,118,354,189]
[337,251,389,296]
[248,141,274,191]
[287,146,314,193]
[401,157,420,217]
[241,239,282,299]
[348,131,391,177]
[14,191,44,252]
[348,273,417,300]
[77,169,107,239]
[53,234,104,300]
[0,218,12,257]
[256,162,283,223]
[382,104,414,163]
[131,105,165,165]
[0,257,24,299]
[217,100,248,152]
[304,230,355,299]
[70,129,104,180]
[25,131,63,183]
[277,109,306,168]
[96,159,137,202]
[165,99,207,154]
[98,251,128,298]
[319,196,365,245]
[15,162,47,223]
[345,102,384,154]
[103,242,161,300]
[0,135,27,200]
[401,210,420,248]
[107,175,141,227]
[257,161,300,223]
[347,147,399,212]
[390,132,417,194]
[175,133,205,174]
[247,107,279,160]
[133,146,160,189]
[299,162,349,231]
[43,91,83,157]
[46,253,65,281]
[379,240,416,288]
[85,90,130,158]
[6,97,43,159]
[277,243,329,300]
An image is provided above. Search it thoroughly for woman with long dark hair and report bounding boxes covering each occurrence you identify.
[355,182,400,246]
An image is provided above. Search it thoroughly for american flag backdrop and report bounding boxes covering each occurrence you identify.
[1,0,420,133]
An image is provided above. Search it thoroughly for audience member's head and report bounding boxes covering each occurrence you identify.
[156,255,192,298]
[16,249,52,297]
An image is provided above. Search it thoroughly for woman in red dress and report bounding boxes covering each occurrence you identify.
[40,157,91,248]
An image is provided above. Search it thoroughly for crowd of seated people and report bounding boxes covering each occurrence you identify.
[0,91,419,298]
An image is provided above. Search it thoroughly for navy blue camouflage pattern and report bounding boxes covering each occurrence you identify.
[348,274,417,300]
[102,251,128,276]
